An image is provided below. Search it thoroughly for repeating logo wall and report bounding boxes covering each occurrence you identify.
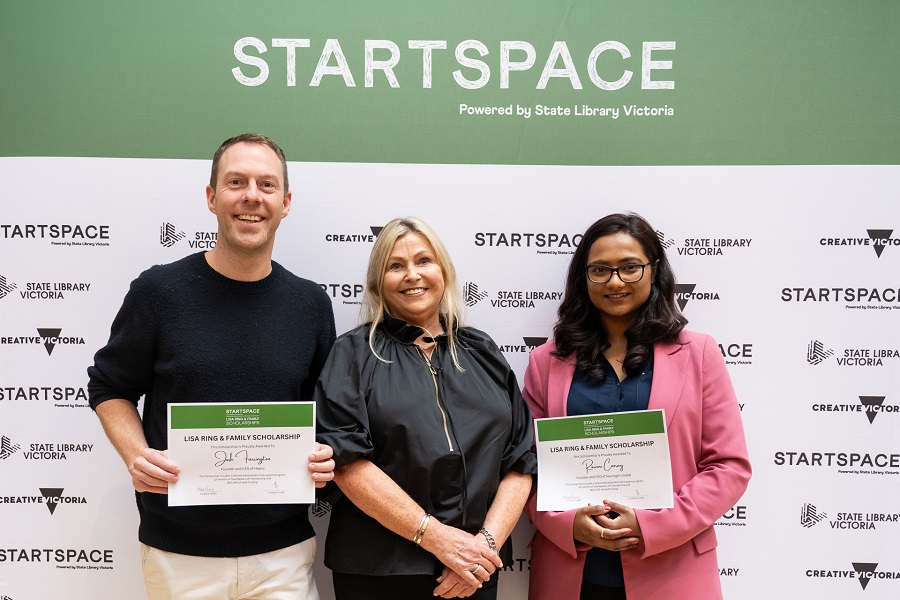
[0,275,16,299]
[800,502,900,531]
[0,275,92,301]
[673,283,720,311]
[799,503,827,528]
[0,329,86,356]
[324,226,381,243]
[812,395,897,424]
[0,385,89,409]
[806,562,900,591]
[497,337,548,354]
[463,281,562,309]
[0,437,94,461]
[0,488,87,515]
[773,450,900,475]
[782,285,900,311]
[805,340,899,367]
[718,342,753,366]
[715,504,748,528]
[0,223,111,247]
[666,232,753,257]
[0,548,114,570]
[473,231,582,255]
[159,222,215,249]
[318,282,364,306]
[0,435,22,460]
[820,228,898,258]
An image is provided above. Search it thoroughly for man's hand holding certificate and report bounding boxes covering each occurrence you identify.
[167,402,316,506]
[535,409,673,511]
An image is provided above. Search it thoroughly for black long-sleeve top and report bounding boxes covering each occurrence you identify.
[315,315,537,575]
[87,252,336,557]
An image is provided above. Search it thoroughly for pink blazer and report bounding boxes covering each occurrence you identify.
[523,332,751,600]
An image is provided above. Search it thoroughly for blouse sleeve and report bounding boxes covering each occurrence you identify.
[314,331,376,470]
[497,344,538,477]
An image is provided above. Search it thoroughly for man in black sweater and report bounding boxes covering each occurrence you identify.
[88,133,336,599]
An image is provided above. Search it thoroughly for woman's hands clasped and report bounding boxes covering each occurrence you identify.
[423,523,501,598]
[573,501,642,552]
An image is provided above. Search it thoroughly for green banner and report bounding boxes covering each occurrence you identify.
[170,403,314,429]
[2,1,898,164]
[536,410,665,442]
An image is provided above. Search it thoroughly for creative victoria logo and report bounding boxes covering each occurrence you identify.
[324,226,382,244]
[0,328,86,356]
[0,385,89,409]
[806,339,899,368]
[1,435,22,460]
[673,283,720,311]
[0,488,87,515]
[0,223,111,247]
[812,395,897,425]
[807,562,900,591]
[800,501,899,531]
[660,229,752,256]
[787,229,900,311]
[318,282,364,305]
[463,281,562,309]
[473,231,582,256]
[40,488,85,514]
[159,222,215,249]
[820,228,898,258]
[497,336,548,354]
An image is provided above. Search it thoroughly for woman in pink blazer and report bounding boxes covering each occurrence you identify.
[524,213,751,600]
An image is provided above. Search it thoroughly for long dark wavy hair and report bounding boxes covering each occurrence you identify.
[553,213,687,380]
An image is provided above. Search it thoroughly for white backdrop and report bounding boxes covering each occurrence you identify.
[2,158,899,598]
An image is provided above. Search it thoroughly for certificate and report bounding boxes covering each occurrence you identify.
[535,409,673,511]
[167,402,316,506]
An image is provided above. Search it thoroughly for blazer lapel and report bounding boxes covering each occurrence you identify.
[649,340,690,428]
[548,352,576,417]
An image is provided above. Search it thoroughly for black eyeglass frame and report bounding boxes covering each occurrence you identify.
[585,262,653,284]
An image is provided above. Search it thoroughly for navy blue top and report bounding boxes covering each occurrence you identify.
[566,353,653,588]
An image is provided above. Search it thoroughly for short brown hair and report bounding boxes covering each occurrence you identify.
[209,133,289,191]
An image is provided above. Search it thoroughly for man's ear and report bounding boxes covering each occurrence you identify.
[281,189,292,218]
[206,185,216,214]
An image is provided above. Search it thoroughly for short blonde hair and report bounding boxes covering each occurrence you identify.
[363,217,465,370]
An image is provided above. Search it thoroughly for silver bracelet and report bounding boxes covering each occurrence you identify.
[479,527,497,552]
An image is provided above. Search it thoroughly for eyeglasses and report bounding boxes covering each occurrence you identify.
[585,263,652,284]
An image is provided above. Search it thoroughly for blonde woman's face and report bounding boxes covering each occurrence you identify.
[381,233,445,331]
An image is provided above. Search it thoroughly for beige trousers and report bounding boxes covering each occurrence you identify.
[140,538,319,600]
